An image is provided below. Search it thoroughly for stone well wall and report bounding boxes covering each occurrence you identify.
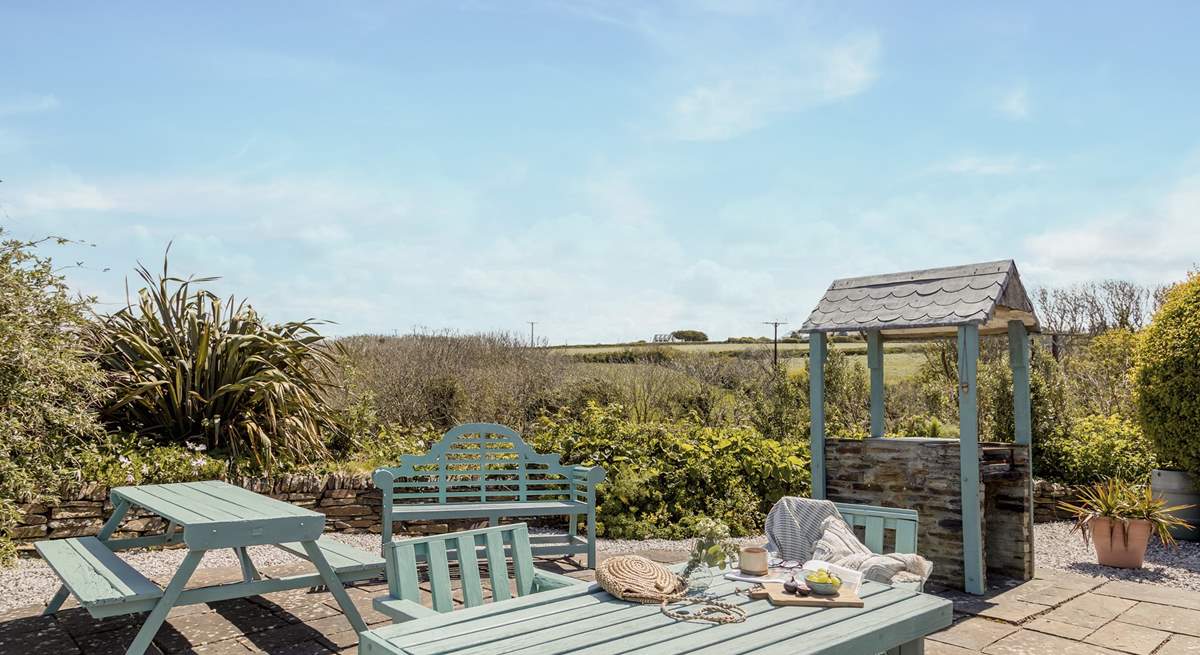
[824,438,1033,590]
[10,474,470,553]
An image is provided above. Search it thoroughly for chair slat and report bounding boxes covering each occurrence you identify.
[389,542,421,603]
[864,515,885,553]
[510,525,534,596]
[894,520,917,554]
[426,541,453,613]
[484,531,510,602]
[456,534,485,608]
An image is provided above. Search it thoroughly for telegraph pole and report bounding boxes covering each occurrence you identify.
[763,320,788,366]
[528,321,537,347]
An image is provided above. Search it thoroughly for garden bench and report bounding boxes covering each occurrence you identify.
[834,502,923,591]
[372,423,606,567]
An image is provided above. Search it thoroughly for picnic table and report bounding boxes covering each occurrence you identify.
[37,480,384,655]
[360,567,953,655]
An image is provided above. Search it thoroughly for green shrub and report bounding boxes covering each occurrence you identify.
[75,433,227,486]
[529,403,809,538]
[1134,273,1200,479]
[89,257,343,472]
[1037,414,1157,485]
[671,330,708,342]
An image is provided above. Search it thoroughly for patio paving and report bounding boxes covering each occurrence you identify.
[4,554,1200,654]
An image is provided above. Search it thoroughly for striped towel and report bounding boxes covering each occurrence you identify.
[811,516,933,586]
[764,497,842,562]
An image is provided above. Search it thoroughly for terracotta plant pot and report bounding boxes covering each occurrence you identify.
[1090,517,1153,568]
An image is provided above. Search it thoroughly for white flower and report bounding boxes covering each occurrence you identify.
[118,455,131,466]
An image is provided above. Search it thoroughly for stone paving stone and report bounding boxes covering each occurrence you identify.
[75,624,165,655]
[154,602,290,653]
[1158,635,1200,655]
[928,617,1018,650]
[152,566,248,591]
[323,589,392,625]
[1024,617,1096,641]
[0,613,82,655]
[1095,581,1200,611]
[237,622,325,653]
[259,562,317,579]
[1009,578,1093,607]
[56,606,144,637]
[1117,602,1200,637]
[982,629,1124,654]
[189,639,256,654]
[1043,593,1138,630]
[302,614,362,650]
[953,595,1049,623]
[1082,621,1170,655]
[631,548,689,563]
[1034,568,1106,591]
[927,640,981,655]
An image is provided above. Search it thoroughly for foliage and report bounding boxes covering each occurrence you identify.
[1134,273,1200,480]
[741,364,809,442]
[529,403,809,539]
[89,257,343,472]
[670,330,708,342]
[74,433,227,486]
[1059,477,1194,548]
[0,234,109,563]
[683,517,740,577]
[1067,329,1138,419]
[1036,415,1158,485]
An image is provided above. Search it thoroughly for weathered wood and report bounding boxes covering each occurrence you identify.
[373,423,605,567]
[809,332,827,499]
[1008,320,1032,445]
[868,330,885,438]
[958,324,985,595]
[36,537,163,611]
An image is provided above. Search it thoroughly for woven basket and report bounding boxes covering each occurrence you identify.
[595,555,747,624]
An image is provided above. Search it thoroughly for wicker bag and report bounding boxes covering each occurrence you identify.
[595,555,746,624]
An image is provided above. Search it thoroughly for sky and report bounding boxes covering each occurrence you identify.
[3,1,1199,344]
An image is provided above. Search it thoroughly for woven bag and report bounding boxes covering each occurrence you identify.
[595,555,746,624]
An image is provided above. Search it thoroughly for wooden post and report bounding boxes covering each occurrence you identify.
[1008,321,1032,446]
[809,332,827,500]
[958,324,985,594]
[867,330,885,438]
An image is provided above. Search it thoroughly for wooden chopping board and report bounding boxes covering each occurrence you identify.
[748,583,864,608]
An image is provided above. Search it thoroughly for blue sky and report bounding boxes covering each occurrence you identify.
[3,1,1199,343]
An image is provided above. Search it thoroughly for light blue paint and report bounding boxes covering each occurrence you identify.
[1008,320,1032,446]
[957,324,984,595]
[809,332,827,500]
[868,330,885,438]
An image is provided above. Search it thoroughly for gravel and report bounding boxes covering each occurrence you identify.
[5,523,1198,614]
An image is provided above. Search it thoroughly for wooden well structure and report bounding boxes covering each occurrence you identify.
[800,260,1040,594]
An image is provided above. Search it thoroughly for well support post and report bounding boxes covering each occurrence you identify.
[809,332,827,500]
[958,324,985,594]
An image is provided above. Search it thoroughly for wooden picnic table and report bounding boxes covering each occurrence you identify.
[359,568,953,655]
[38,480,384,655]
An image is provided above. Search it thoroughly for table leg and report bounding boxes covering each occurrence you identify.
[887,639,924,655]
[301,540,368,633]
[125,549,203,655]
[44,499,132,616]
[234,547,262,582]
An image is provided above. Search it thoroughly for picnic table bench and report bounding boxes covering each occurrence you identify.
[373,423,606,567]
[36,480,385,655]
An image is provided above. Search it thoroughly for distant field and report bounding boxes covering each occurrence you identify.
[552,341,928,384]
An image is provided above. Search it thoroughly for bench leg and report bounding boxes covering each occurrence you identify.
[886,639,924,655]
[45,499,132,616]
[567,513,579,563]
[125,549,203,655]
[302,540,369,633]
[586,509,597,569]
[234,547,261,582]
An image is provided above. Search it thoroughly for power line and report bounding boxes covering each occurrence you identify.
[763,320,788,367]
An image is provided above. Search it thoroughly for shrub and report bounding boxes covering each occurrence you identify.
[529,403,809,538]
[89,257,343,472]
[1134,272,1200,479]
[671,330,708,342]
[1037,415,1157,485]
[74,433,227,486]
[1067,328,1138,418]
[0,235,109,562]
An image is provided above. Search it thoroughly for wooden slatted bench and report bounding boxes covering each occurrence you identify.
[36,536,164,618]
[373,423,606,567]
[276,536,386,578]
[835,502,924,591]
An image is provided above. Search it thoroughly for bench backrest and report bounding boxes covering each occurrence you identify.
[373,423,591,506]
[834,502,919,554]
[385,523,537,613]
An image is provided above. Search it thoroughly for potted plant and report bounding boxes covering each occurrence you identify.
[1059,478,1194,568]
[682,517,740,592]
[1135,272,1200,541]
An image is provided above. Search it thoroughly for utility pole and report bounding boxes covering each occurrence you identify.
[528,321,537,347]
[763,320,788,367]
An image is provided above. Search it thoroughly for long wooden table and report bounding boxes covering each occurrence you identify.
[39,480,384,655]
[360,569,953,654]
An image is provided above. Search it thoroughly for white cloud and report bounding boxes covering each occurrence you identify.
[0,93,59,117]
[999,83,1030,120]
[1025,173,1200,285]
[939,155,1047,175]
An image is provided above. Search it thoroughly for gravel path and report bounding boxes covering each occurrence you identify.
[5,523,1199,614]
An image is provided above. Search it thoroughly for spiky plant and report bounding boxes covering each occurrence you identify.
[90,255,343,472]
[1059,477,1194,548]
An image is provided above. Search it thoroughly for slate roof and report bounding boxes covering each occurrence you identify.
[801,260,1039,334]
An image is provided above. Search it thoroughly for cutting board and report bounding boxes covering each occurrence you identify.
[748,583,864,608]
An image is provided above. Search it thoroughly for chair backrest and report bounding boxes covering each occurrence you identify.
[372,423,587,506]
[834,502,919,554]
[384,523,536,613]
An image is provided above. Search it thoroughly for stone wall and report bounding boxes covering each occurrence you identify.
[10,474,468,553]
[1033,479,1082,523]
[824,438,1033,590]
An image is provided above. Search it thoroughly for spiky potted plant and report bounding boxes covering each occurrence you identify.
[1059,478,1194,569]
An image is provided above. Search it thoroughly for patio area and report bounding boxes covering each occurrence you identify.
[3,551,1200,655]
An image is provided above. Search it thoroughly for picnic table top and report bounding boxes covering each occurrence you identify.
[364,573,953,655]
[111,480,325,549]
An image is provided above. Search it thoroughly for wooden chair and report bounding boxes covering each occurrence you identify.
[369,522,586,624]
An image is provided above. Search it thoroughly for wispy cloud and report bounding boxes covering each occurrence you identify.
[999,83,1030,120]
[939,155,1047,175]
[0,93,59,117]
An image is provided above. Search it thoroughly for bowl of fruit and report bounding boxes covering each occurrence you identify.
[804,568,842,596]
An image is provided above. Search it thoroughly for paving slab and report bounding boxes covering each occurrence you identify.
[928,617,1018,650]
[1082,621,1170,655]
[1024,617,1096,641]
[982,629,1124,655]
[1094,580,1200,611]
[927,640,982,655]
[1042,593,1138,630]
[1117,602,1200,637]
[1158,635,1200,655]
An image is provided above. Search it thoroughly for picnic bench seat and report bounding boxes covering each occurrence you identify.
[35,537,163,618]
[276,535,386,578]
[373,423,606,567]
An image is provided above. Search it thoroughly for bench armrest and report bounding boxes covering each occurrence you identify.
[374,596,439,622]
[532,569,587,592]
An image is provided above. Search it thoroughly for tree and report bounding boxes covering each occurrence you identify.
[671,330,708,342]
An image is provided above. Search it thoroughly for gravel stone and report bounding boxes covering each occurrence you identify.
[1034,521,1200,593]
